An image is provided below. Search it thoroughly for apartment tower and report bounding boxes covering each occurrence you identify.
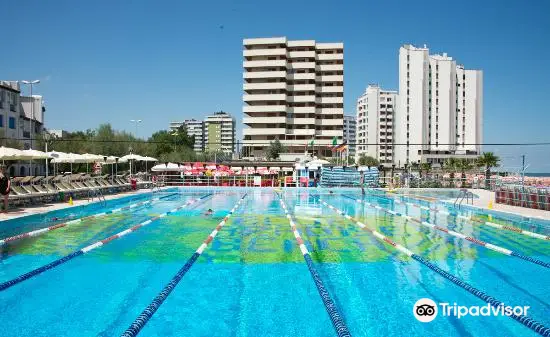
[396,44,482,167]
[355,85,398,166]
[242,37,344,158]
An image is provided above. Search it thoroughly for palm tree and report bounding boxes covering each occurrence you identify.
[456,158,472,188]
[420,162,432,179]
[476,152,500,189]
[444,158,459,187]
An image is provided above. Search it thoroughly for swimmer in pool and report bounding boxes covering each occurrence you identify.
[204,208,213,216]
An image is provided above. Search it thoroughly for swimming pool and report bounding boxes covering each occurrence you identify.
[0,188,548,336]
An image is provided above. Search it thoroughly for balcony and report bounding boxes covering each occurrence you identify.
[317,97,343,104]
[288,62,316,69]
[286,129,315,136]
[288,84,315,92]
[316,86,343,93]
[243,37,286,45]
[317,108,343,115]
[243,128,286,136]
[243,60,286,68]
[287,95,316,103]
[243,116,286,124]
[289,117,315,125]
[243,94,286,102]
[288,106,315,114]
[10,104,16,112]
[243,82,286,91]
[317,64,344,72]
[287,73,315,81]
[317,53,343,61]
[315,119,343,126]
[244,71,286,79]
[288,51,316,58]
[317,75,343,82]
[243,105,286,113]
[243,48,286,57]
[316,130,343,137]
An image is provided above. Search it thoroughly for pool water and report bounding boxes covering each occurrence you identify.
[0,188,548,336]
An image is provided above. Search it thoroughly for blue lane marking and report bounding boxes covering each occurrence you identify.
[303,254,352,337]
[0,251,84,291]
[120,252,200,337]
[412,254,550,337]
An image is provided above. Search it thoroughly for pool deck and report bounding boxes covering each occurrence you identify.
[0,188,155,222]
[467,189,550,220]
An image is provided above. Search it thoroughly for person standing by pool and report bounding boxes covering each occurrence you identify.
[0,165,11,212]
[360,172,365,196]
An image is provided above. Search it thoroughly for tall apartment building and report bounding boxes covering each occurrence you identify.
[184,119,205,153]
[242,37,344,158]
[0,80,46,175]
[356,85,398,166]
[205,111,235,154]
[343,115,356,157]
[395,44,482,167]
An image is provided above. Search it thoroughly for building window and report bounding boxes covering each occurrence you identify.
[8,117,15,129]
[0,115,3,127]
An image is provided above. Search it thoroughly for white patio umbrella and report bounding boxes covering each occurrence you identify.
[140,156,158,174]
[307,159,330,166]
[0,146,24,165]
[120,154,145,177]
[151,162,182,172]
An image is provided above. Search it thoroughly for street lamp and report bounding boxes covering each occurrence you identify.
[21,80,40,149]
[21,80,40,176]
[130,119,142,138]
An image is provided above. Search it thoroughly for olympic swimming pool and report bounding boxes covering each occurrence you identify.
[0,187,549,336]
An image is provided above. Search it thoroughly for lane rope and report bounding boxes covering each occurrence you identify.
[343,195,550,269]
[0,193,213,292]
[120,193,247,337]
[278,194,352,337]
[321,199,550,337]
[375,193,549,241]
[0,193,180,246]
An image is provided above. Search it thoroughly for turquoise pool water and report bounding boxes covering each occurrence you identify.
[0,188,548,336]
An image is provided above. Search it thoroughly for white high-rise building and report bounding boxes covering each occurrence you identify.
[185,120,205,153]
[396,44,482,167]
[242,37,344,159]
[343,115,356,156]
[355,85,398,166]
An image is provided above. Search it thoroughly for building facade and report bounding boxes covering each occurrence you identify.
[343,115,356,157]
[242,37,344,159]
[395,44,483,167]
[205,111,235,154]
[0,80,46,176]
[355,85,398,167]
[182,120,205,153]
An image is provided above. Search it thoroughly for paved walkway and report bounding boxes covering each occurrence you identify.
[0,188,154,222]
[467,189,550,220]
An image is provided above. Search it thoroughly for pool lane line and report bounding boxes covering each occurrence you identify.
[320,199,550,337]
[0,193,213,292]
[0,192,180,246]
[372,193,549,241]
[277,194,352,337]
[343,195,550,269]
[120,193,248,337]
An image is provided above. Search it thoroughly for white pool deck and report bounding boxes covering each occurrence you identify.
[467,189,550,221]
[0,188,155,222]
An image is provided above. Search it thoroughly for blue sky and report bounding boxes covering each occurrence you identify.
[3,0,550,171]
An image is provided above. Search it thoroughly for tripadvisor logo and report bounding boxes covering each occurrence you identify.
[413,298,438,323]
[413,298,530,323]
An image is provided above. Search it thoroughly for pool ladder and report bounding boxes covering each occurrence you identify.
[87,188,106,205]
[454,188,474,208]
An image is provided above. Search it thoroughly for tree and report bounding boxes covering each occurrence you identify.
[456,158,473,187]
[444,158,459,186]
[266,139,285,160]
[357,154,379,167]
[476,152,500,189]
[420,162,431,179]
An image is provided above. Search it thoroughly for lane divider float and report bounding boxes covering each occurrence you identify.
[278,194,351,337]
[0,192,179,246]
[120,193,248,337]
[0,193,212,292]
[321,199,550,337]
[343,195,550,269]
[375,193,549,241]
